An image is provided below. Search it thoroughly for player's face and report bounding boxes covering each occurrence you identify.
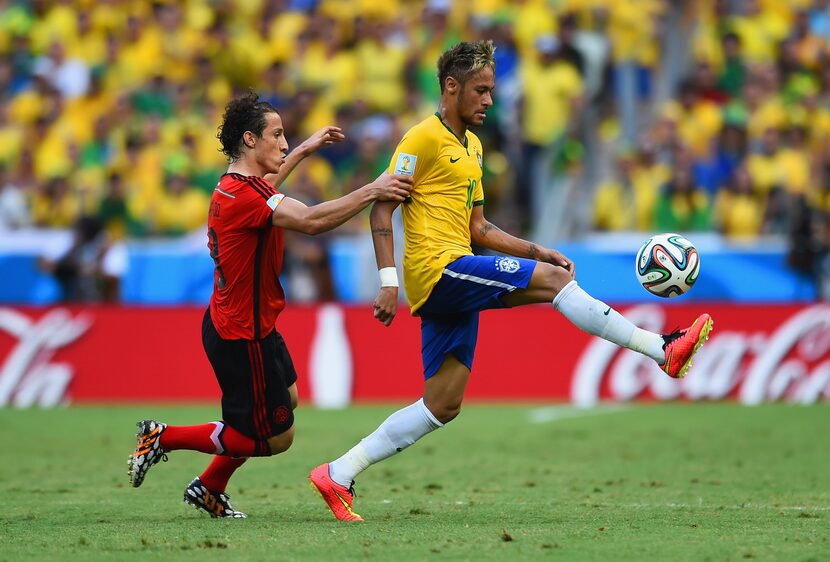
[255,112,289,174]
[458,66,495,127]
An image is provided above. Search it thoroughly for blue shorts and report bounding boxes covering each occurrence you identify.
[418,255,536,379]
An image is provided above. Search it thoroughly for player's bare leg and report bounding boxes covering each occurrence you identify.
[503,262,713,378]
[423,354,471,424]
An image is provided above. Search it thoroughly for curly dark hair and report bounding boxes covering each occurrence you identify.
[217,92,279,161]
[436,40,496,94]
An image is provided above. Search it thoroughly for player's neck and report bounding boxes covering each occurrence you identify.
[227,158,264,178]
[437,105,467,143]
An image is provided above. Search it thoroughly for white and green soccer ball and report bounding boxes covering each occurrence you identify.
[635,233,700,298]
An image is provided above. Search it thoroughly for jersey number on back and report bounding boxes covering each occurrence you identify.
[208,228,227,290]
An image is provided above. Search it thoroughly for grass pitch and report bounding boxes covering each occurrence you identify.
[1,403,828,561]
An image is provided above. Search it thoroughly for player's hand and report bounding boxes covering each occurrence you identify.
[373,286,398,326]
[540,248,575,280]
[371,172,413,202]
[299,126,346,155]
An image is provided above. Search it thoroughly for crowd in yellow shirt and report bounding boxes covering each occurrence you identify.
[0,0,827,256]
[596,0,830,243]
[0,0,666,240]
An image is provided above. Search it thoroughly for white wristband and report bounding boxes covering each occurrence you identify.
[379,267,399,288]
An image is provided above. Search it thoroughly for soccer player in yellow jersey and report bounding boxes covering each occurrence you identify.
[310,41,714,522]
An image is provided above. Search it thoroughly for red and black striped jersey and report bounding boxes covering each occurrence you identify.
[208,173,286,340]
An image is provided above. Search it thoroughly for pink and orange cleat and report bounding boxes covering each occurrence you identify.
[309,464,364,522]
[661,313,714,378]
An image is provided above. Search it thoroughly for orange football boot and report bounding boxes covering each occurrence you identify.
[661,313,714,378]
[309,464,364,522]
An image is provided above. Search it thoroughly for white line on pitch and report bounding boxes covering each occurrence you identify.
[412,500,830,512]
[607,502,830,512]
[528,405,631,424]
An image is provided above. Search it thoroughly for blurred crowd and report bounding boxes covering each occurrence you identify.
[0,0,828,300]
[593,0,830,294]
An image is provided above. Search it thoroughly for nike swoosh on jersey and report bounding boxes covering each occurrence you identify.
[603,307,611,316]
[449,156,461,163]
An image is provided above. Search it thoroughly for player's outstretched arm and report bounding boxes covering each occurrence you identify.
[263,126,346,188]
[271,173,412,235]
[469,206,574,273]
[370,200,400,327]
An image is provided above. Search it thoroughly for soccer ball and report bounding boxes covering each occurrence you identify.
[635,233,700,298]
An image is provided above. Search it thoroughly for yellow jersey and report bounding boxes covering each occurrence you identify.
[387,113,485,313]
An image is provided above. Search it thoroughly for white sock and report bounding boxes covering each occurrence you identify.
[553,280,665,363]
[328,398,443,487]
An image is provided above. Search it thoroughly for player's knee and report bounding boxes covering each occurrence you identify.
[268,426,295,455]
[432,402,462,424]
[538,262,572,294]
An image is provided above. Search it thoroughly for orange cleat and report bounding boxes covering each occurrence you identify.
[128,420,168,487]
[660,313,714,378]
[308,464,364,522]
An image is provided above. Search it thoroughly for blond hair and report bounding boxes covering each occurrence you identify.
[437,41,496,93]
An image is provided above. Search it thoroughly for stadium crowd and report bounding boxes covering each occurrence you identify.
[0,0,828,299]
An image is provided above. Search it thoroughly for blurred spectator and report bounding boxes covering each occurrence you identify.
[31,176,78,228]
[694,123,747,196]
[355,17,408,114]
[746,127,790,196]
[152,173,209,236]
[38,215,109,302]
[653,165,712,232]
[718,32,746,99]
[630,139,670,230]
[662,78,723,157]
[32,40,90,99]
[713,166,764,239]
[787,193,824,294]
[517,33,583,220]
[0,163,30,230]
[693,60,728,105]
[593,150,636,231]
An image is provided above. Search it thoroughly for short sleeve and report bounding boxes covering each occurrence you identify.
[232,177,284,228]
[472,180,485,206]
[472,142,485,205]
[387,128,436,186]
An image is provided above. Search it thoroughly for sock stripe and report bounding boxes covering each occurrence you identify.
[246,341,269,446]
[209,421,225,454]
[252,342,270,444]
[252,341,272,453]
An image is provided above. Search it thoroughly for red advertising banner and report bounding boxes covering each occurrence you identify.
[0,303,828,407]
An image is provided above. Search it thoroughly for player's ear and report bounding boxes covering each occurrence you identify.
[243,131,256,149]
[445,76,459,95]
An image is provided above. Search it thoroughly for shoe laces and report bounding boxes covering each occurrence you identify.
[661,327,685,348]
[348,482,357,498]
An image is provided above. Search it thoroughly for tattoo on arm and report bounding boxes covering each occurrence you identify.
[371,227,393,237]
[478,222,500,238]
[528,244,540,259]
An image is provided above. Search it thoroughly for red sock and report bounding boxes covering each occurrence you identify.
[221,425,266,457]
[160,423,219,454]
[160,422,267,457]
[200,456,247,493]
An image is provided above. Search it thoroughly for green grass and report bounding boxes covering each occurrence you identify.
[1,403,828,561]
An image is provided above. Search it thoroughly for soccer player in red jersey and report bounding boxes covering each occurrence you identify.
[127,93,412,518]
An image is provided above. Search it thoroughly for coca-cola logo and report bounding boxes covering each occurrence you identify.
[572,304,830,406]
[0,308,91,407]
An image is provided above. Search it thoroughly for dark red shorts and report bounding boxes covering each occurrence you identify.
[202,309,297,454]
